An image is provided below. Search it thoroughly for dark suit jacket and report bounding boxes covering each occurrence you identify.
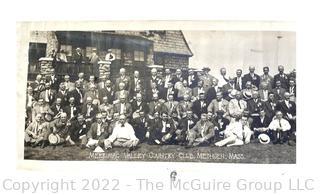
[274,73,289,89]
[262,100,277,119]
[177,117,197,132]
[234,76,245,91]
[69,120,89,141]
[50,104,64,117]
[67,88,84,106]
[159,87,178,101]
[74,52,83,65]
[247,99,264,116]
[252,116,272,129]
[243,73,261,88]
[206,87,217,103]
[192,99,209,118]
[113,102,133,118]
[151,118,176,139]
[55,90,69,107]
[271,87,286,102]
[64,104,81,119]
[99,87,115,104]
[131,100,149,114]
[81,104,99,119]
[87,122,109,140]
[221,83,235,99]
[276,100,296,118]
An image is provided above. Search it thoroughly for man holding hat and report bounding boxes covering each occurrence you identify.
[200,67,214,91]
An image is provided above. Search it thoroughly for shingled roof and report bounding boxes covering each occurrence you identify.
[112,30,193,56]
[148,31,193,56]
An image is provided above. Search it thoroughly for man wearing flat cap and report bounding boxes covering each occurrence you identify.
[200,67,215,91]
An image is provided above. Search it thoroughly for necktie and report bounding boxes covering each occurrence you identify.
[278,119,282,127]
[187,120,191,131]
[34,123,39,134]
[238,100,241,109]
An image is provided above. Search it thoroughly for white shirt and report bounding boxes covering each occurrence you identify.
[27,94,33,107]
[107,123,137,142]
[162,121,167,133]
[225,122,250,140]
[268,118,291,131]
[120,103,125,114]
[96,123,101,136]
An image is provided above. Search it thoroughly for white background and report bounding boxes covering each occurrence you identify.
[1,0,320,194]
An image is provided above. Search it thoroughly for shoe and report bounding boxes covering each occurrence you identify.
[80,144,86,150]
[40,141,47,149]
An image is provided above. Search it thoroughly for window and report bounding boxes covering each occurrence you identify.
[111,49,121,60]
[85,47,97,58]
[134,50,145,62]
[60,45,72,56]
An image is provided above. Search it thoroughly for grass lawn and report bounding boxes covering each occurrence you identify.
[24,141,296,164]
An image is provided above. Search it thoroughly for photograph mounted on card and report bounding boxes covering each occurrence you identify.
[16,21,296,165]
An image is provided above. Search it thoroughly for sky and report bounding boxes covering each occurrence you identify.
[183,31,296,77]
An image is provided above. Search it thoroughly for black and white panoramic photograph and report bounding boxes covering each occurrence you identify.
[22,28,296,163]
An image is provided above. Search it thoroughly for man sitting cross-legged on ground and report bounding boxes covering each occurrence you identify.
[186,113,216,148]
[215,115,253,147]
[83,113,109,149]
[25,113,51,148]
[104,114,139,150]
[149,111,177,145]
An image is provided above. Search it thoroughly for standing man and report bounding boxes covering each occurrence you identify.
[200,67,214,91]
[274,65,289,90]
[216,67,229,89]
[89,48,101,78]
[234,69,244,91]
[115,68,131,91]
[74,48,83,74]
[260,66,274,90]
[39,82,56,105]
[243,66,261,89]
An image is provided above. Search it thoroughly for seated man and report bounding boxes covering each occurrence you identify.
[215,115,253,147]
[99,96,114,121]
[113,94,133,119]
[149,112,176,145]
[104,115,139,150]
[252,109,272,139]
[186,113,216,148]
[213,110,230,141]
[25,113,51,148]
[84,113,109,149]
[50,112,74,146]
[68,114,90,149]
[175,110,198,145]
[268,111,291,144]
[176,94,193,119]
[131,111,152,142]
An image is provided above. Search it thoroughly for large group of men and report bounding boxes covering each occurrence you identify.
[25,64,296,150]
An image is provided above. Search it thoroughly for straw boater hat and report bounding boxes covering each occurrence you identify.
[48,133,61,145]
[258,134,271,144]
